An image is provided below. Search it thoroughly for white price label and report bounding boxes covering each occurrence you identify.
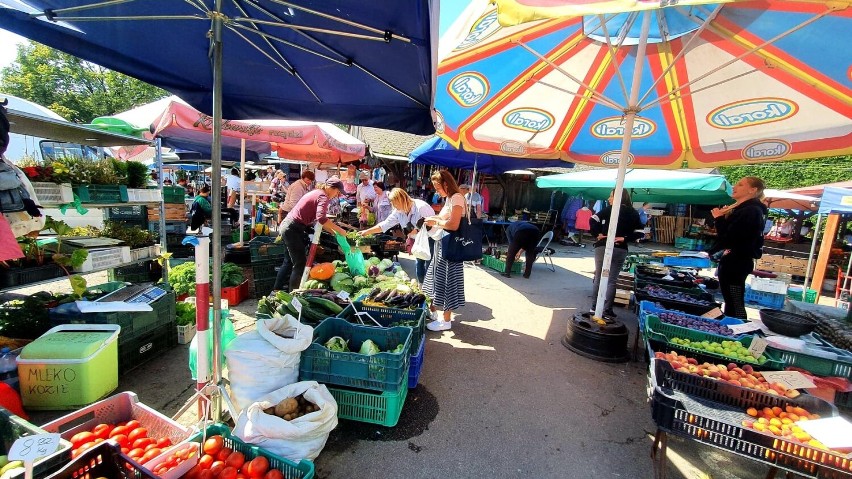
[747,336,768,358]
[727,321,763,334]
[760,371,817,390]
[9,433,61,463]
[290,297,302,314]
[337,291,350,300]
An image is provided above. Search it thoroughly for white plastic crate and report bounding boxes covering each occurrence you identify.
[31,182,73,205]
[177,323,196,345]
[130,244,160,262]
[127,188,163,203]
[75,246,131,273]
[749,276,788,294]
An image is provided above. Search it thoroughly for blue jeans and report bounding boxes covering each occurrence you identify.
[415,237,435,284]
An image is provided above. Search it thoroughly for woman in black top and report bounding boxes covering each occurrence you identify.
[589,189,644,318]
[708,176,768,319]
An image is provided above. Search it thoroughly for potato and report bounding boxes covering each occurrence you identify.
[263,407,275,415]
[283,413,293,421]
[275,398,299,417]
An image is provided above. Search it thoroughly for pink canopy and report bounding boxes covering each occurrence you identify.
[788,180,852,197]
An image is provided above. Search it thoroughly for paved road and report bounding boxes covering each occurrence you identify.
[27,244,778,478]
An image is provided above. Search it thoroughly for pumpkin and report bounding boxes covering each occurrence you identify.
[309,263,335,280]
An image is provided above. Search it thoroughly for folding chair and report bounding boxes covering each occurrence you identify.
[535,231,556,271]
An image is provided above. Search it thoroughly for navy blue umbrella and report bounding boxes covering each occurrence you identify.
[409,137,569,175]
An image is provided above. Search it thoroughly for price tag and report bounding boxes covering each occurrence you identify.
[747,336,768,358]
[760,370,817,390]
[727,321,764,334]
[9,433,61,463]
[701,307,724,319]
[796,417,852,452]
[290,297,302,314]
[337,291,350,301]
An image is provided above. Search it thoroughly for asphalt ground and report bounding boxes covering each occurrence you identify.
[22,244,800,479]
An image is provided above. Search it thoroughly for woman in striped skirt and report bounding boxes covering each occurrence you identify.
[422,170,466,332]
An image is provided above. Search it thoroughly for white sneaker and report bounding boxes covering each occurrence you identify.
[427,319,452,331]
[429,310,441,321]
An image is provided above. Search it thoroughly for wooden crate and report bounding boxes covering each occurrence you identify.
[755,254,815,277]
[614,289,631,307]
[616,272,634,292]
[147,204,187,221]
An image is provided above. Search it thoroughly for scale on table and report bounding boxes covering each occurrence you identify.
[98,284,168,304]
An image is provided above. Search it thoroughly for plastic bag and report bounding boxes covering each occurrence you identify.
[335,232,366,276]
[224,315,313,412]
[233,381,337,462]
[189,311,237,381]
[411,227,431,261]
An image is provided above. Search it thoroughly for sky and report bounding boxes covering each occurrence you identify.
[0,0,470,71]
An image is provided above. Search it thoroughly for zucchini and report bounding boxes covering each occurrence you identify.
[304,296,343,315]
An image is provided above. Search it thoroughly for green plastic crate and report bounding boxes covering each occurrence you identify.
[328,377,408,427]
[162,186,186,204]
[300,317,411,392]
[49,290,176,342]
[0,408,72,479]
[252,259,280,282]
[255,278,276,298]
[646,316,784,369]
[766,344,852,379]
[118,315,176,374]
[250,236,287,262]
[72,185,129,203]
[786,288,817,303]
[337,302,426,356]
[188,424,314,479]
[481,254,523,274]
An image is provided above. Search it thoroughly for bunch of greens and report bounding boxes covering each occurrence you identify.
[0,293,54,339]
[221,263,245,287]
[126,161,149,188]
[167,261,245,295]
[176,302,196,326]
[100,221,156,249]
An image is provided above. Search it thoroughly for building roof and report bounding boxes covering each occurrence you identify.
[354,126,434,159]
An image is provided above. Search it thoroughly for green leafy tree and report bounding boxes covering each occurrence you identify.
[0,41,167,122]
[720,155,852,190]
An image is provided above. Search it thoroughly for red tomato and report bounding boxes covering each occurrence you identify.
[121,447,129,454]
[184,465,202,479]
[128,427,148,442]
[132,438,155,450]
[236,475,248,479]
[216,447,233,462]
[219,466,238,479]
[109,426,131,439]
[198,454,214,470]
[141,448,162,462]
[77,441,97,454]
[124,420,142,430]
[264,469,285,479]
[70,431,96,449]
[209,461,226,476]
[244,457,269,478]
[111,434,130,449]
[128,448,145,460]
[198,470,214,479]
[92,424,113,440]
[156,437,173,448]
[203,436,224,456]
[225,451,245,470]
[144,443,158,451]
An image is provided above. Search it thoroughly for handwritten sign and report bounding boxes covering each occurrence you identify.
[9,433,61,463]
[727,321,764,335]
[760,371,816,390]
[337,291,350,301]
[290,298,302,314]
[747,337,768,358]
[797,417,852,451]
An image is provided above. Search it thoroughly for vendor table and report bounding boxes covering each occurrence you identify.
[483,220,512,243]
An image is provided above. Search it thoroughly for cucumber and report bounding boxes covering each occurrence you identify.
[304,296,343,315]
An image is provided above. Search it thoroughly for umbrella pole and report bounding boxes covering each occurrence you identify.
[803,213,823,293]
[593,11,651,319]
[239,139,246,245]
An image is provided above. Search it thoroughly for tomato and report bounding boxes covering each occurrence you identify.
[111,434,130,449]
[184,465,202,479]
[132,438,155,450]
[244,456,269,478]
[128,448,145,460]
[144,443,158,451]
[216,447,233,462]
[198,454,214,470]
[264,469,285,479]
[92,423,113,440]
[109,426,131,439]
[156,437,173,448]
[203,436,224,456]
[219,466,238,479]
[209,461,226,476]
[198,470,214,479]
[128,427,148,442]
[124,420,141,430]
[70,431,96,449]
[77,441,97,454]
[141,448,162,462]
[121,448,129,454]
[225,451,245,470]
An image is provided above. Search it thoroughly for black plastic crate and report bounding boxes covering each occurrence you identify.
[147,221,188,235]
[108,261,159,283]
[255,278,276,298]
[0,264,65,288]
[249,236,287,262]
[0,408,72,479]
[50,291,175,342]
[106,205,148,220]
[119,314,177,374]
[634,291,721,316]
[46,442,154,479]
[252,259,280,282]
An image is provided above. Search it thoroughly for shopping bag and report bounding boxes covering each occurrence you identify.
[189,312,237,380]
[411,227,432,261]
[441,213,483,262]
[335,232,366,276]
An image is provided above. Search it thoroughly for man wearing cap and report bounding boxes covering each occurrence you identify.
[274,176,349,292]
[459,184,483,219]
[356,171,376,206]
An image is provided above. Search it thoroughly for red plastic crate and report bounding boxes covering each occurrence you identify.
[221,280,249,306]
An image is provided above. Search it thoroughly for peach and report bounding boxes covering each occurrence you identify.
[686,357,698,365]
[772,406,783,416]
[769,418,782,427]
[763,407,776,418]
[746,407,758,417]
[784,389,801,399]
[727,363,738,371]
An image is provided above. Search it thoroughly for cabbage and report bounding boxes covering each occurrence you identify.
[353,276,370,287]
[368,256,382,266]
[378,259,394,272]
[392,344,405,354]
[331,273,355,292]
[325,336,348,352]
[359,339,381,356]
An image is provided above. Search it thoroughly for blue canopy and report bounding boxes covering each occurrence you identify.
[818,187,852,215]
[0,1,437,135]
[409,137,568,175]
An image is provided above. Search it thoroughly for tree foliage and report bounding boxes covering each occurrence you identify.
[719,156,852,190]
[0,41,167,122]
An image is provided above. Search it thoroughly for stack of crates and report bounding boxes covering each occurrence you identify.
[250,237,287,297]
[48,284,177,375]
[299,317,412,427]
[105,205,148,229]
[148,220,193,258]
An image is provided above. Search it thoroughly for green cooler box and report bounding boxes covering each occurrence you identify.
[17,324,120,410]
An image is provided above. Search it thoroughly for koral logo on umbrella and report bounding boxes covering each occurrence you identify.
[455,11,500,51]
[448,73,489,107]
[435,111,445,134]
[741,139,792,162]
[707,98,798,130]
[590,117,656,139]
[599,150,635,166]
[502,108,555,132]
[500,140,527,155]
